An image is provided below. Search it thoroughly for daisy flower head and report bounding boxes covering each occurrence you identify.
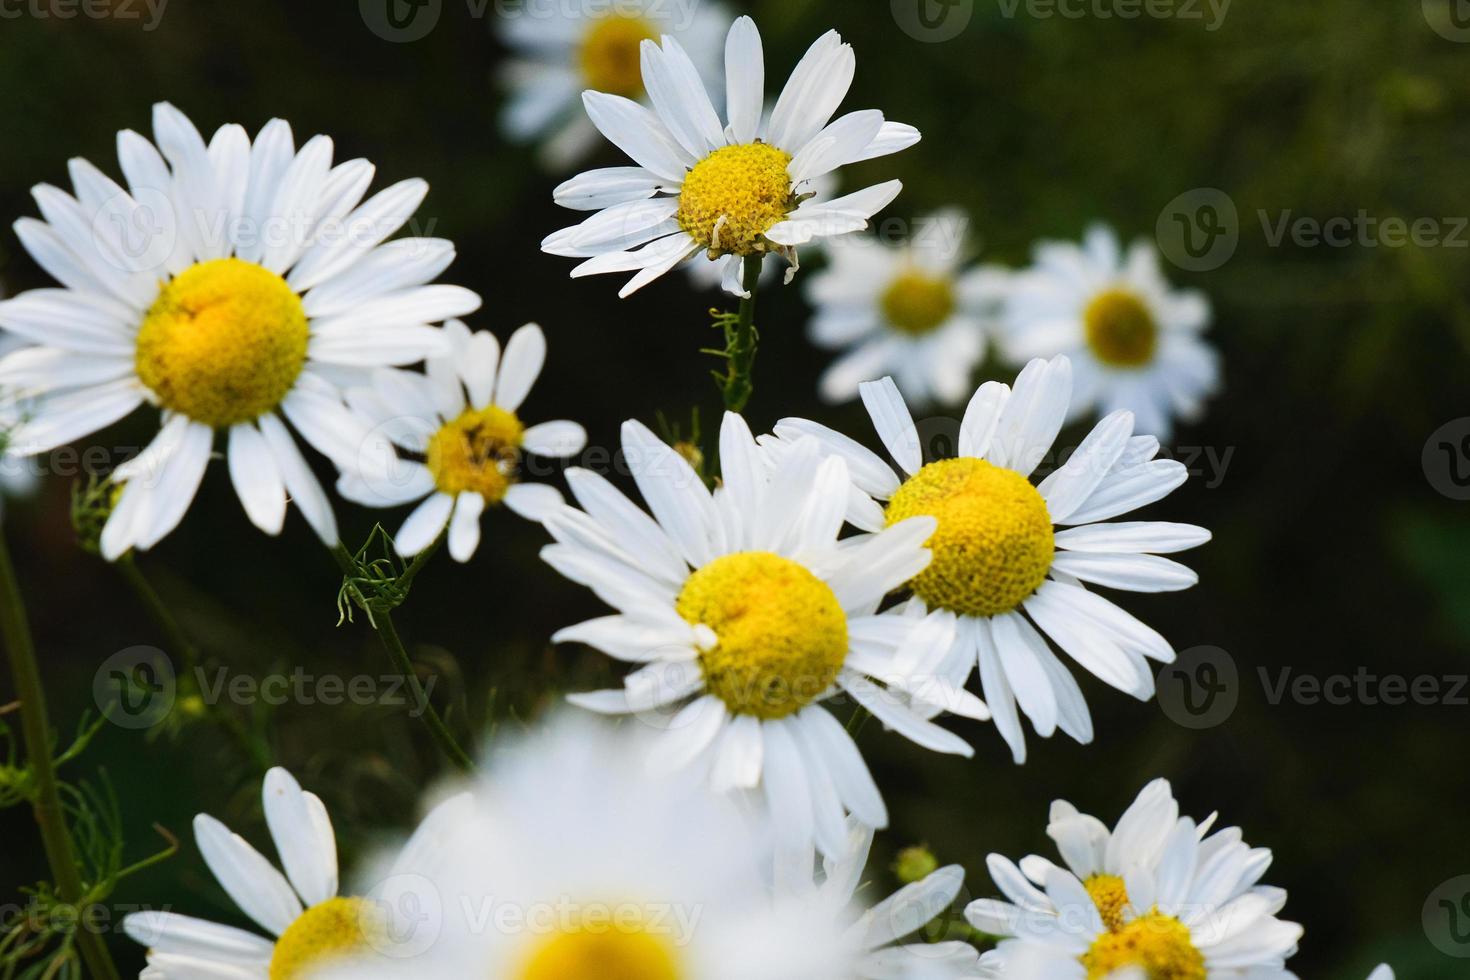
[789,818,978,980]
[337,320,586,562]
[121,766,468,979]
[808,208,1010,408]
[0,102,480,559]
[540,410,987,859]
[499,0,731,170]
[773,356,1210,764]
[1003,223,1218,439]
[542,15,921,297]
[964,778,1304,980]
[316,714,862,980]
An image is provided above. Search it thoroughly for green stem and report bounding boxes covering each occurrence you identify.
[114,555,271,774]
[720,255,763,413]
[330,542,474,773]
[0,531,120,980]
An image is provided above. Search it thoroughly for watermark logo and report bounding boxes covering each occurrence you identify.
[1423,418,1470,501]
[93,646,175,730]
[1424,0,1470,42]
[1156,645,1238,729]
[892,0,975,42]
[1425,875,1470,957]
[1156,188,1238,272]
[361,0,442,42]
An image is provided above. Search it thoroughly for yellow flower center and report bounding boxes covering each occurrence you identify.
[579,15,658,99]
[519,923,681,980]
[425,405,524,501]
[1082,911,1206,980]
[676,552,848,719]
[268,897,385,980]
[1085,874,1132,933]
[676,143,797,258]
[881,270,956,336]
[885,458,1054,617]
[1083,288,1158,367]
[134,258,309,428]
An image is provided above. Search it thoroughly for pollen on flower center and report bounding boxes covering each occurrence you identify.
[1085,874,1131,933]
[1081,911,1206,980]
[885,458,1054,618]
[1084,288,1158,367]
[881,270,956,336]
[269,897,385,980]
[676,552,848,719]
[519,923,682,980]
[579,15,657,99]
[134,257,309,428]
[676,143,797,258]
[426,405,524,501]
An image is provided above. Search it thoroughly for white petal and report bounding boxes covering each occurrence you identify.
[447,492,485,562]
[228,423,287,536]
[261,768,338,907]
[503,481,566,522]
[494,322,546,412]
[192,813,302,937]
[724,16,764,144]
[859,376,922,475]
[395,493,453,557]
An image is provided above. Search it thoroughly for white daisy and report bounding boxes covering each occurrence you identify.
[790,818,978,980]
[1365,967,1394,979]
[499,0,731,170]
[316,715,863,980]
[772,356,1210,763]
[336,320,586,562]
[808,208,1009,408]
[0,102,480,559]
[1003,223,1218,439]
[540,410,987,859]
[0,330,39,513]
[542,15,921,297]
[964,779,1304,980]
[121,767,468,979]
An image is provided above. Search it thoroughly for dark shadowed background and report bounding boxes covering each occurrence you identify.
[1,1,1467,976]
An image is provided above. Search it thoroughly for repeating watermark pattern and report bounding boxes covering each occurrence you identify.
[891,0,975,42]
[1156,645,1238,729]
[1156,188,1470,272]
[1158,647,1470,730]
[1155,188,1239,273]
[1423,417,1470,501]
[1424,875,1470,958]
[993,0,1229,30]
[1423,0,1470,42]
[92,647,440,729]
[0,0,167,30]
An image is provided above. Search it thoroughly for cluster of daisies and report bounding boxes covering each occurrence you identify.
[0,6,1395,980]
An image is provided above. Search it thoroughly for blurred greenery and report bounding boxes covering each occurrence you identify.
[0,0,1467,976]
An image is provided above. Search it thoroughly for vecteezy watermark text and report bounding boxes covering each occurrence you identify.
[0,0,167,30]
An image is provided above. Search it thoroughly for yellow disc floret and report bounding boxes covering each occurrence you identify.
[881,270,956,336]
[676,143,797,258]
[135,258,309,428]
[1082,911,1206,980]
[1083,288,1158,367]
[885,458,1054,617]
[1085,874,1132,933]
[425,405,524,502]
[269,897,385,980]
[579,15,657,98]
[520,924,681,980]
[676,552,848,719]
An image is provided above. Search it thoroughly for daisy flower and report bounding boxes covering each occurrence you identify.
[808,209,1009,408]
[540,411,986,859]
[336,320,585,562]
[122,767,468,979]
[790,818,978,979]
[0,102,479,559]
[499,0,731,169]
[772,355,1210,763]
[1003,223,1218,439]
[317,716,862,980]
[964,779,1304,980]
[542,15,921,297]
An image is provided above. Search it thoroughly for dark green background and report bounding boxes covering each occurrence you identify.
[1,1,1467,976]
